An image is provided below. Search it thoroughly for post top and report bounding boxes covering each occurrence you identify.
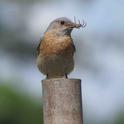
[42,78,81,82]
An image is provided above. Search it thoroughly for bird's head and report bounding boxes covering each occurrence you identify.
[45,17,86,36]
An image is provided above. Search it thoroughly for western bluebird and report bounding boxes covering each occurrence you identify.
[36,17,86,79]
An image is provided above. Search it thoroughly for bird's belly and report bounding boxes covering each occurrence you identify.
[36,54,74,78]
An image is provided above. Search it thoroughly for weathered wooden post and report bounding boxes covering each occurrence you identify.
[42,78,83,124]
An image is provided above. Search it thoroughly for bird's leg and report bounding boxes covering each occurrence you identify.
[65,73,68,78]
[46,74,49,79]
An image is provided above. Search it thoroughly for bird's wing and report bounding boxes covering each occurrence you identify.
[36,37,43,56]
[72,40,76,52]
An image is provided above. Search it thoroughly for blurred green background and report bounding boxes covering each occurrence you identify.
[0,0,124,124]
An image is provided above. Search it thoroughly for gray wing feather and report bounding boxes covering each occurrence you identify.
[72,41,76,52]
[36,38,42,56]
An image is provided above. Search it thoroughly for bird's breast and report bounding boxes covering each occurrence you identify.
[40,32,74,56]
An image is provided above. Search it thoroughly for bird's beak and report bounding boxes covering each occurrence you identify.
[68,20,87,29]
[68,22,82,29]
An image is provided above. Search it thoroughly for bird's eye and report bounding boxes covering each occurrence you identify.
[60,21,65,25]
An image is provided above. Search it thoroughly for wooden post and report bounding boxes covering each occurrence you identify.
[42,78,83,124]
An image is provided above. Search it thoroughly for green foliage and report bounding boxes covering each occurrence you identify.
[0,85,43,124]
[114,112,124,124]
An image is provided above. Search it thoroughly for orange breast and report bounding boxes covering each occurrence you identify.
[40,32,74,56]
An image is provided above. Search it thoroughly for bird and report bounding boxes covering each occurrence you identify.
[36,17,86,79]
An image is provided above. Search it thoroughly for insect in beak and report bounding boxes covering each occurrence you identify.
[73,16,87,28]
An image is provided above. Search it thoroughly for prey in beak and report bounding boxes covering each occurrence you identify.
[69,17,87,29]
